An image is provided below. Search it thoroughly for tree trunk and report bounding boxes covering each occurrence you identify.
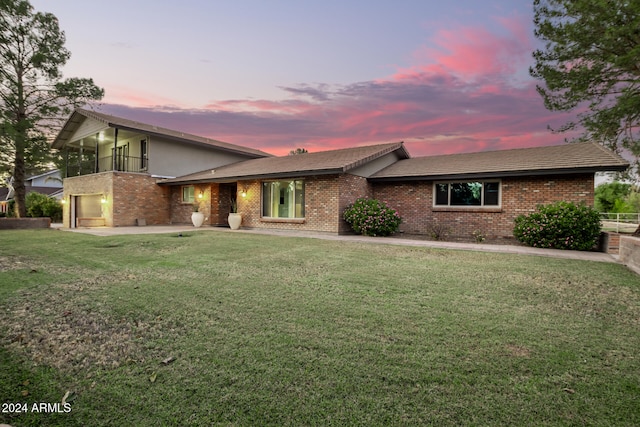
[13,146,27,218]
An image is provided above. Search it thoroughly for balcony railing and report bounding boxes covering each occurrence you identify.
[65,156,148,177]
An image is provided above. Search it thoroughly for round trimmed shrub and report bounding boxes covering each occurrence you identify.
[26,192,63,222]
[343,198,402,237]
[513,201,601,250]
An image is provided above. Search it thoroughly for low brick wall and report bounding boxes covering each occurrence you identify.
[0,218,51,229]
[620,235,640,275]
[600,232,621,255]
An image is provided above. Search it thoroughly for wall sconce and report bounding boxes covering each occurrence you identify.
[60,198,66,204]
[100,197,107,204]
[198,192,204,199]
[240,187,248,198]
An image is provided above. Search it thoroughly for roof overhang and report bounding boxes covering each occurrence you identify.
[158,168,344,186]
[368,165,629,182]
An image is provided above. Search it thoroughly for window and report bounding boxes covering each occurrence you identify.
[262,180,305,218]
[182,186,195,203]
[434,181,500,207]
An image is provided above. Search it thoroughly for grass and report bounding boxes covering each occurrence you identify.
[0,229,639,426]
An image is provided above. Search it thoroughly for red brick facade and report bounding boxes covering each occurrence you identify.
[373,174,595,240]
[64,170,596,241]
[63,172,170,227]
[235,175,370,233]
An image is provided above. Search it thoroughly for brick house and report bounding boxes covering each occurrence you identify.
[52,109,270,227]
[53,109,629,239]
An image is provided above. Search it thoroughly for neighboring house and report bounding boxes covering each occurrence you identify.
[52,108,629,240]
[0,170,63,215]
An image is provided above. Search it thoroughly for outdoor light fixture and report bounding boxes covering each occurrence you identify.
[100,197,107,204]
[240,187,248,198]
[198,192,204,199]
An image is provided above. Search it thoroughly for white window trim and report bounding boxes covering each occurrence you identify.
[432,179,502,208]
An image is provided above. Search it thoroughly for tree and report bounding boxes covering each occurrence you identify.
[288,148,308,155]
[530,0,640,167]
[0,0,103,217]
[594,181,632,212]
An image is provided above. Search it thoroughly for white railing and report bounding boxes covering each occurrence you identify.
[600,213,640,233]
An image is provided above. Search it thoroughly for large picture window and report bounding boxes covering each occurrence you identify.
[434,181,500,207]
[262,180,305,219]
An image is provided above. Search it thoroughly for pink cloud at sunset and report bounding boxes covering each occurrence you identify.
[99,15,578,158]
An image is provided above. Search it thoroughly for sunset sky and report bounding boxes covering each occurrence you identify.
[30,0,580,157]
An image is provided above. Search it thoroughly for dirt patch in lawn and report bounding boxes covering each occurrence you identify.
[0,273,165,374]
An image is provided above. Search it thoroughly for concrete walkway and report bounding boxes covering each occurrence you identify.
[56,224,618,264]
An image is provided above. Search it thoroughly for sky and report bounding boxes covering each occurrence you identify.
[30,0,580,157]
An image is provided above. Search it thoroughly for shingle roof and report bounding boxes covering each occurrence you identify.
[370,143,629,181]
[160,142,409,184]
[52,108,271,158]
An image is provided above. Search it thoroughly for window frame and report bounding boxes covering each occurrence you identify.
[261,179,305,220]
[433,179,501,208]
[182,185,195,204]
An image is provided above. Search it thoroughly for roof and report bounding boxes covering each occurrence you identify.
[52,108,271,159]
[369,143,629,181]
[160,142,409,184]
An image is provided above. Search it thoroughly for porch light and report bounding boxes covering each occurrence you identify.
[100,197,107,204]
[240,188,247,198]
[198,192,204,199]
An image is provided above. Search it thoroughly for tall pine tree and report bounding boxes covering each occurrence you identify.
[0,0,103,217]
[530,0,640,169]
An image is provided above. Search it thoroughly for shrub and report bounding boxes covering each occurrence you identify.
[513,201,601,250]
[25,192,63,222]
[343,198,401,236]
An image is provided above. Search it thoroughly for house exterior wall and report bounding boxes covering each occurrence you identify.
[63,172,114,227]
[338,174,373,233]
[169,183,232,226]
[150,138,254,177]
[373,174,595,241]
[63,172,170,227]
[238,176,342,233]
[111,173,170,227]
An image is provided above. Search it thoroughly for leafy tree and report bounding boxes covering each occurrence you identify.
[530,0,640,166]
[0,0,103,217]
[288,148,308,155]
[594,181,632,212]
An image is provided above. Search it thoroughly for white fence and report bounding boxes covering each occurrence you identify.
[600,213,640,233]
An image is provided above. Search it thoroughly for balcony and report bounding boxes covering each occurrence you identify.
[65,155,148,177]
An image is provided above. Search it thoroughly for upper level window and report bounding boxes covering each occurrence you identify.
[182,186,195,204]
[262,180,305,218]
[434,181,500,207]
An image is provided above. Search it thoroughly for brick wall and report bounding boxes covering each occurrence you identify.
[111,173,170,226]
[63,172,170,227]
[338,174,372,233]
[63,172,113,227]
[373,174,595,241]
[239,176,344,233]
[169,183,238,226]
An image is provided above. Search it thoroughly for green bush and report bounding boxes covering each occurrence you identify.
[343,198,402,236]
[25,192,63,222]
[513,202,601,250]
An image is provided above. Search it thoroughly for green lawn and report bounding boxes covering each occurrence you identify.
[1,229,639,426]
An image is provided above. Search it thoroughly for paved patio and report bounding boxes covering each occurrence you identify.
[55,224,619,264]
